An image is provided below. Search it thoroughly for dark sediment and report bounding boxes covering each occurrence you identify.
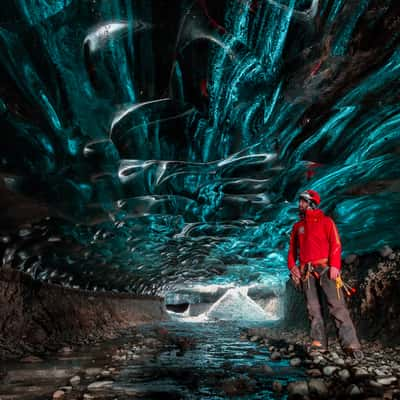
[0,267,168,360]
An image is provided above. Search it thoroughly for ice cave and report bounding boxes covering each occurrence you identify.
[1,0,400,399]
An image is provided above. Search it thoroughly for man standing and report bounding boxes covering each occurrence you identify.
[288,189,363,359]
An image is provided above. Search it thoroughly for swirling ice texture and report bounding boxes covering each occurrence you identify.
[0,0,399,294]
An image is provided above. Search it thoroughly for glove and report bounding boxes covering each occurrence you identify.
[290,267,301,285]
[329,266,340,280]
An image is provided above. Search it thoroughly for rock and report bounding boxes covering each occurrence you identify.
[221,376,255,396]
[70,375,81,386]
[312,355,326,365]
[290,357,302,367]
[330,351,339,359]
[380,245,393,258]
[270,351,281,361]
[272,380,283,393]
[19,228,32,237]
[334,358,345,366]
[85,367,102,377]
[262,364,274,374]
[354,367,369,378]
[83,395,94,400]
[59,386,72,392]
[347,384,362,396]
[307,368,323,377]
[287,381,309,398]
[288,344,295,352]
[345,254,358,264]
[369,380,383,388]
[375,368,390,377]
[377,377,397,385]
[338,369,351,381]
[323,365,338,376]
[87,381,114,391]
[20,355,44,363]
[52,390,65,399]
[308,379,328,399]
[59,346,73,354]
[250,336,259,342]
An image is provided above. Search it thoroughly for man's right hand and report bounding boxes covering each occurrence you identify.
[290,267,301,286]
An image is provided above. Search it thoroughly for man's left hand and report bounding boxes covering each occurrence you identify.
[329,266,340,280]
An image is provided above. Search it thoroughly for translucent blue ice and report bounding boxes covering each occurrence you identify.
[0,0,399,293]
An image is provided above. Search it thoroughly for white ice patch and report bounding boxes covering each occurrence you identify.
[204,287,274,321]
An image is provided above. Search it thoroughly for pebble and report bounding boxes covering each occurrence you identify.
[263,364,274,374]
[70,375,81,386]
[312,355,326,365]
[59,346,73,354]
[334,358,345,366]
[345,254,358,264]
[290,357,302,367]
[272,380,283,393]
[369,380,383,388]
[83,395,94,400]
[354,367,369,378]
[330,351,340,359]
[270,351,281,361]
[20,355,44,363]
[87,381,114,391]
[375,368,390,376]
[308,379,328,399]
[380,245,393,258]
[347,384,362,396]
[287,380,309,397]
[338,369,351,381]
[52,390,65,399]
[377,376,397,385]
[85,367,102,377]
[307,368,323,377]
[323,365,338,376]
[59,386,72,392]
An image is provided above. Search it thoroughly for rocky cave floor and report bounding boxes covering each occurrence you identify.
[1,322,400,400]
[244,326,400,400]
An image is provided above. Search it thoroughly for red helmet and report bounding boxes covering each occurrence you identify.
[299,189,321,206]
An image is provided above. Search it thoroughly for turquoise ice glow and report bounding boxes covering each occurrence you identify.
[0,0,399,293]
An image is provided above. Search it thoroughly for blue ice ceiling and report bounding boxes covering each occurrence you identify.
[0,0,399,294]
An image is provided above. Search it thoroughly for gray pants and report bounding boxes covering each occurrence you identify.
[302,272,361,350]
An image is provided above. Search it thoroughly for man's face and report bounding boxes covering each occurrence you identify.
[299,198,310,213]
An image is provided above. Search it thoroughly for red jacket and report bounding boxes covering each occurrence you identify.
[287,209,342,270]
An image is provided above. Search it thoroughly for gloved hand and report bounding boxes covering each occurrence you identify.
[290,267,301,286]
[329,266,340,280]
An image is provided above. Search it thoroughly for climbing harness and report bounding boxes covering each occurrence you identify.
[301,262,329,289]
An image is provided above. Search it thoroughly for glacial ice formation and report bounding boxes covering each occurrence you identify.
[0,0,399,294]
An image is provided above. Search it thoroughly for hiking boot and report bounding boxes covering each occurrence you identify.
[307,340,328,353]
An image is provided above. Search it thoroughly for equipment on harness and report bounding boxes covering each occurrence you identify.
[301,262,329,290]
[301,264,356,300]
[335,276,356,299]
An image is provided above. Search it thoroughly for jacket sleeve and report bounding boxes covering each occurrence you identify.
[287,225,298,270]
[327,218,342,270]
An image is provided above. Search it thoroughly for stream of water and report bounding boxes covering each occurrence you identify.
[1,320,305,399]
